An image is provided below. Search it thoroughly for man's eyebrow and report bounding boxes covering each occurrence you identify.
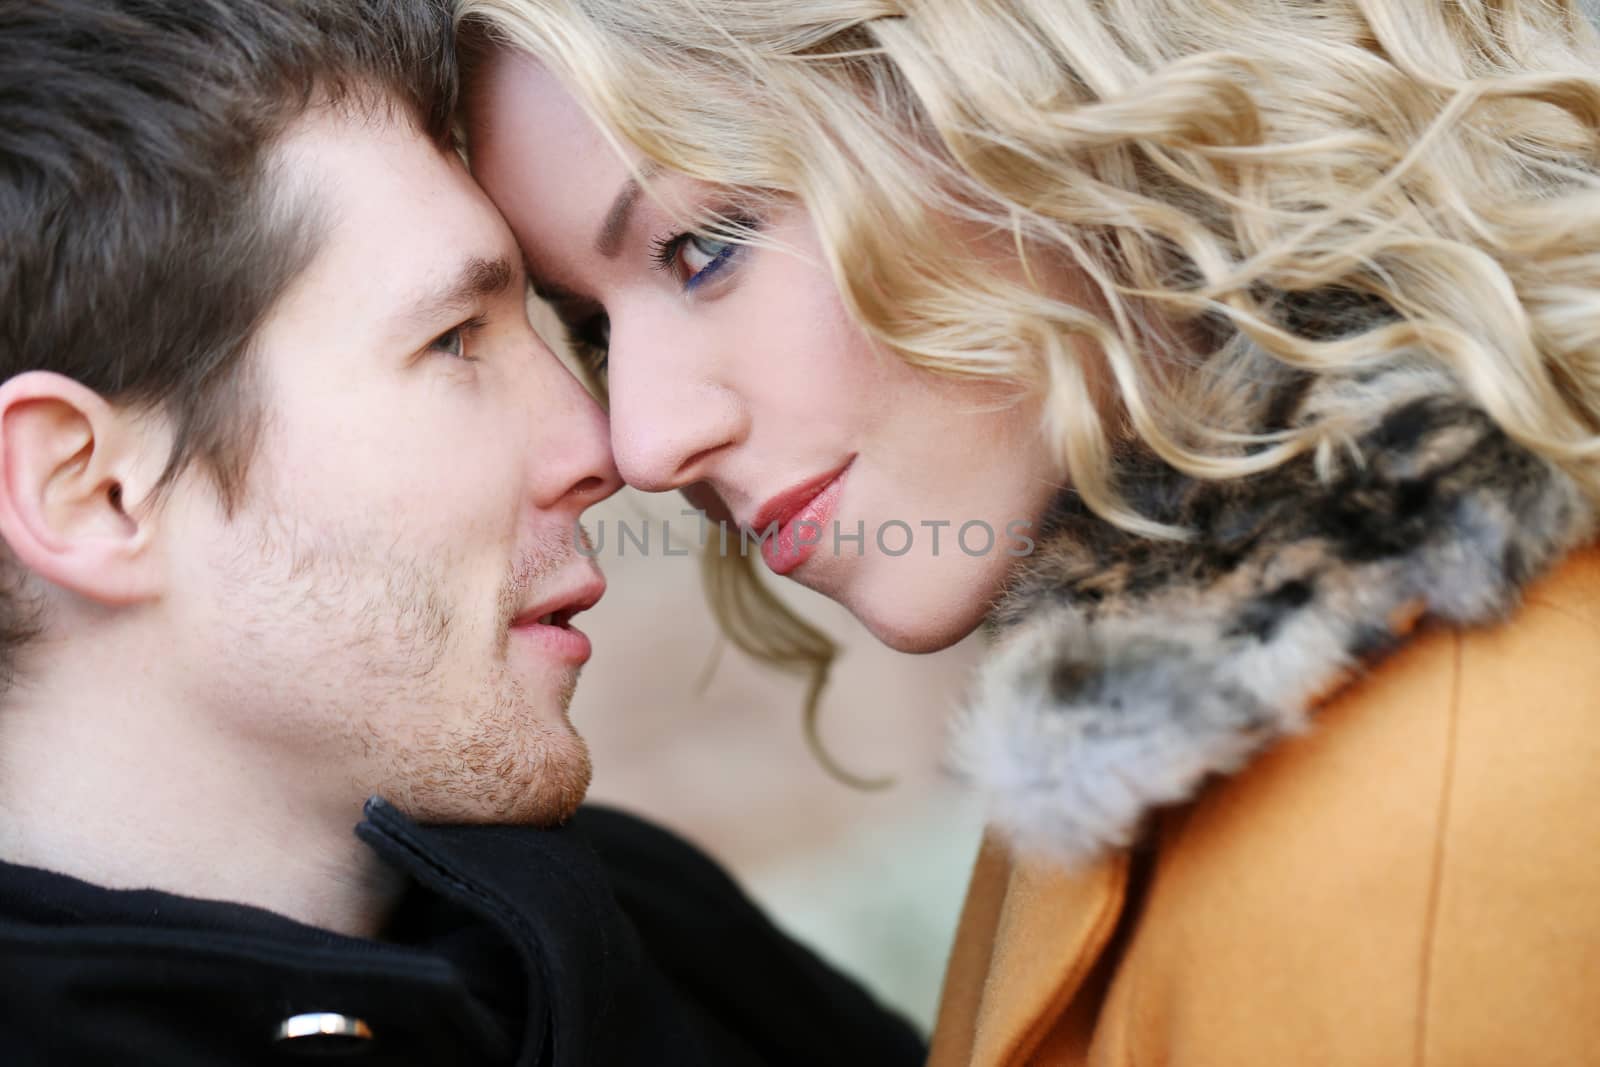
[595,160,663,259]
[402,255,517,330]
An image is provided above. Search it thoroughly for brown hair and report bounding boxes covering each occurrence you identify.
[0,0,459,677]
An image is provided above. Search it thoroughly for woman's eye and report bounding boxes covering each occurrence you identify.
[679,234,734,280]
[566,312,610,377]
[651,218,754,290]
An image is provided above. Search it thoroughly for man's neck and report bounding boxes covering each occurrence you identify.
[0,658,403,938]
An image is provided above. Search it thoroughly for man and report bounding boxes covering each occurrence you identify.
[0,2,923,1064]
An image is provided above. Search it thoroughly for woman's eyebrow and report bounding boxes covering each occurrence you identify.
[595,160,663,258]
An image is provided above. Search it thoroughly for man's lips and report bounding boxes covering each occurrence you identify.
[510,572,606,629]
[509,570,606,665]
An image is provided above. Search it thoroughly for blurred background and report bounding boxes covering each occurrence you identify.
[572,486,988,1033]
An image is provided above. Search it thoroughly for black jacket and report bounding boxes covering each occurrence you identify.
[0,798,925,1066]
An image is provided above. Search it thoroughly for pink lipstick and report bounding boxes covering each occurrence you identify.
[748,458,854,576]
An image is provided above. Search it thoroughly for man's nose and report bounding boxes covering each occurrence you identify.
[524,346,623,514]
[603,322,745,494]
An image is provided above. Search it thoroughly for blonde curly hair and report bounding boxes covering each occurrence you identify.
[454,0,1600,772]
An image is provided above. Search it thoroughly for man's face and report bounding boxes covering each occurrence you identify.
[160,104,620,826]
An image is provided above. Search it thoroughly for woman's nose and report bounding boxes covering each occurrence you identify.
[603,325,745,493]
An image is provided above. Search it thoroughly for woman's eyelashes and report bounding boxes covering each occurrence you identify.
[553,210,761,376]
[649,214,759,291]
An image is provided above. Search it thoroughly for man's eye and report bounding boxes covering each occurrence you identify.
[427,317,485,360]
[429,328,464,358]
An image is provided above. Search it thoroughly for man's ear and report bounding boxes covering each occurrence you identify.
[0,371,165,605]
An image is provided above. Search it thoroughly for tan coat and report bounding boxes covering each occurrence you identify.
[930,547,1600,1066]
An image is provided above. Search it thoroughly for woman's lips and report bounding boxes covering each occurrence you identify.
[751,459,853,576]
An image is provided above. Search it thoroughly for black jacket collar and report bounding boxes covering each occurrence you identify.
[0,797,703,1066]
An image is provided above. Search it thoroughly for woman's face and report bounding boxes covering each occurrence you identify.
[467,55,1063,652]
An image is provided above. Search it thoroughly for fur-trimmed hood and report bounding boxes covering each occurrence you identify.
[951,362,1596,867]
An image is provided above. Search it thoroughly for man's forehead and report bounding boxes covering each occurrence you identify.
[269,105,521,324]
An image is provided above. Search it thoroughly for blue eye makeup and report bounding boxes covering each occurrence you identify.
[649,213,761,290]
[552,209,762,384]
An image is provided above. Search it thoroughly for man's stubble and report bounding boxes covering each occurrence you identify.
[209,503,593,828]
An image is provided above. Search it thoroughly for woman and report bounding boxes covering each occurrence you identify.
[453,1,1600,1063]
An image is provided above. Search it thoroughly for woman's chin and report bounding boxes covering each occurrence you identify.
[844,590,991,655]
[819,550,1020,653]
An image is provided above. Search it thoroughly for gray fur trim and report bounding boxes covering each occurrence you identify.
[950,363,1594,867]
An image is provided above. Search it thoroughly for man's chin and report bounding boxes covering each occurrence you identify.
[380,725,593,827]
[526,733,593,827]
